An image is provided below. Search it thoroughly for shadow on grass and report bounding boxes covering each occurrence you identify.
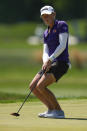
[40,117,87,120]
[64,118,87,120]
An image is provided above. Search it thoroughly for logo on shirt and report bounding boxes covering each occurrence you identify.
[53,29,57,33]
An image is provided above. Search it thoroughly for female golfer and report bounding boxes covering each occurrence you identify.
[30,5,70,118]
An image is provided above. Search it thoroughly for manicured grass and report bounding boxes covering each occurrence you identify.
[0,100,87,131]
[0,22,87,131]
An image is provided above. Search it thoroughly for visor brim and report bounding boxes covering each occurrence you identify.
[41,10,53,16]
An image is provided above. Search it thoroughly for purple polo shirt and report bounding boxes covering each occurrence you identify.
[43,20,69,63]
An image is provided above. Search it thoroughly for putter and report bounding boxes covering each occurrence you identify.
[11,69,45,117]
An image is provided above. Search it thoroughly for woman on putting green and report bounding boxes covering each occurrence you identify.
[30,5,70,118]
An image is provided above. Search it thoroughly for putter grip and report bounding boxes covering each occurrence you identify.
[42,69,46,74]
[40,69,46,77]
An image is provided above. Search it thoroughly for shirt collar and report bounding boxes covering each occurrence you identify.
[47,20,57,32]
[44,20,58,37]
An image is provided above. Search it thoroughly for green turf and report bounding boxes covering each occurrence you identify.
[0,22,37,40]
[0,100,87,131]
[0,22,87,131]
[0,28,87,102]
[0,37,87,102]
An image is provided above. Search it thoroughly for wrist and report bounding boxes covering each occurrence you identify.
[49,55,55,62]
[46,59,52,65]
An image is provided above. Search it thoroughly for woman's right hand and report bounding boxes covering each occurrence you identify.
[42,60,52,72]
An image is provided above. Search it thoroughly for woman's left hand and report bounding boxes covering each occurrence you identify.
[42,59,52,72]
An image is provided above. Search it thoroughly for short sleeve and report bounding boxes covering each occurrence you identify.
[58,21,68,34]
[43,33,46,44]
[43,29,48,44]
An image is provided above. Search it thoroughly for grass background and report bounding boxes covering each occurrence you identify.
[0,100,87,131]
[0,22,87,103]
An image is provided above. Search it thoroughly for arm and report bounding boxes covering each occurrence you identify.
[43,44,49,63]
[42,44,51,71]
[49,33,68,62]
[42,33,68,71]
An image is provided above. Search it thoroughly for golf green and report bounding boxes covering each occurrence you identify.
[0,100,87,131]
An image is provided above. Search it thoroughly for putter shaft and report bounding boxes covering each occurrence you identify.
[11,69,45,116]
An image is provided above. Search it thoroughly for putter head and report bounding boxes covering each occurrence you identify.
[10,112,20,117]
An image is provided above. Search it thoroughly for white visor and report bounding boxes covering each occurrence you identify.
[40,6,54,16]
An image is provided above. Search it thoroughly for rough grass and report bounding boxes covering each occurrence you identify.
[0,38,87,102]
[0,22,37,39]
[0,22,87,131]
